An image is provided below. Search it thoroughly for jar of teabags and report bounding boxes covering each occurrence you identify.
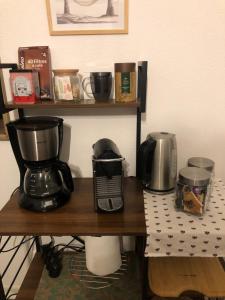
[176,167,211,215]
[53,69,81,101]
[114,63,136,102]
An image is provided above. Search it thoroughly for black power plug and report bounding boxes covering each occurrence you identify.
[41,242,63,278]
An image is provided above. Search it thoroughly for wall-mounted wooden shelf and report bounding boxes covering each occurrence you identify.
[5,99,139,110]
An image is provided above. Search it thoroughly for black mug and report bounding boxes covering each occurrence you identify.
[82,72,112,101]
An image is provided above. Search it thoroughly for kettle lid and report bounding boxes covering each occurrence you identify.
[147,132,175,141]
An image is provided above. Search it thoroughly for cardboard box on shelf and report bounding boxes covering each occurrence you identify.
[18,46,53,100]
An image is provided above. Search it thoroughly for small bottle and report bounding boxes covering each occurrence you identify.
[114,63,136,102]
[53,69,81,101]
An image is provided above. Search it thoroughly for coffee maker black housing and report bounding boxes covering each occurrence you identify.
[92,138,124,213]
[7,116,74,212]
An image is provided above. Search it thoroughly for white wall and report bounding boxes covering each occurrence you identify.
[0,0,225,202]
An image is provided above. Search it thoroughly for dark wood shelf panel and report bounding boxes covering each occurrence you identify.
[16,253,44,300]
[0,177,146,236]
[5,99,139,109]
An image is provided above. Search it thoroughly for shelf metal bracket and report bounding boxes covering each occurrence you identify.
[136,61,148,176]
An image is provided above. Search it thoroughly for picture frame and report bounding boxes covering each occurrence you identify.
[46,0,128,35]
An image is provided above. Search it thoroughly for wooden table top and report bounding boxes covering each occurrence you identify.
[0,177,146,236]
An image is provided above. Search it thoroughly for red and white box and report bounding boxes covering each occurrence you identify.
[10,70,40,104]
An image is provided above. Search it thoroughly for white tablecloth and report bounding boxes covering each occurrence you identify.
[144,179,225,257]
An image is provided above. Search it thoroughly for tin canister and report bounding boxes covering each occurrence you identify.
[176,167,211,215]
[187,157,215,173]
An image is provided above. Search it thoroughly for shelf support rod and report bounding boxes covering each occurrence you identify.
[136,61,148,176]
[5,238,35,298]
[136,107,141,176]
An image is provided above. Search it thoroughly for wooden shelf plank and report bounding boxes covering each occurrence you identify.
[148,257,225,297]
[0,177,146,236]
[5,99,139,109]
[16,253,44,300]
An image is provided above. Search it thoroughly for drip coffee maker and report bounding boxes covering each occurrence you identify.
[7,116,74,212]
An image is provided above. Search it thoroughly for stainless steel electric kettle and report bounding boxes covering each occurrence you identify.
[138,132,177,194]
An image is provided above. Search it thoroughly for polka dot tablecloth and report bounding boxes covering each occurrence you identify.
[144,179,225,257]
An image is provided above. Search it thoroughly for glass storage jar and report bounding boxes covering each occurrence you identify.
[53,69,81,101]
[176,167,211,215]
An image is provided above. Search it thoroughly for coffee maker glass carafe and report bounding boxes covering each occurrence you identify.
[7,116,74,212]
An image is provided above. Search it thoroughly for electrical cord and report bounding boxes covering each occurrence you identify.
[55,244,84,253]
[6,293,18,300]
[0,237,34,253]
[9,186,20,200]
[41,236,84,278]
[71,235,85,245]
[54,236,84,254]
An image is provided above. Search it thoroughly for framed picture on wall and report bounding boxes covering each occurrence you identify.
[46,0,128,35]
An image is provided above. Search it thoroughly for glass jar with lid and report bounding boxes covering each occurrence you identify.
[53,69,81,101]
[176,167,211,215]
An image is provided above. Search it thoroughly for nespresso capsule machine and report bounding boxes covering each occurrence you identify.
[7,116,74,212]
[92,138,124,213]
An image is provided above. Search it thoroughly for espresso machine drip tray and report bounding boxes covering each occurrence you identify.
[95,175,123,212]
[98,197,123,212]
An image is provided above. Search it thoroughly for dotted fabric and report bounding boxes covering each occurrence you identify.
[144,179,225,257]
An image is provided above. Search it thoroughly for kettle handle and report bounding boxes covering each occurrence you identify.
[54,161,74,192]
[137,138,156,185]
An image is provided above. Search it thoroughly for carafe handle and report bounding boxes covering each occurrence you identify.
[82,77,94,98]
[54,161,74,192]
[137,138,156,185]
